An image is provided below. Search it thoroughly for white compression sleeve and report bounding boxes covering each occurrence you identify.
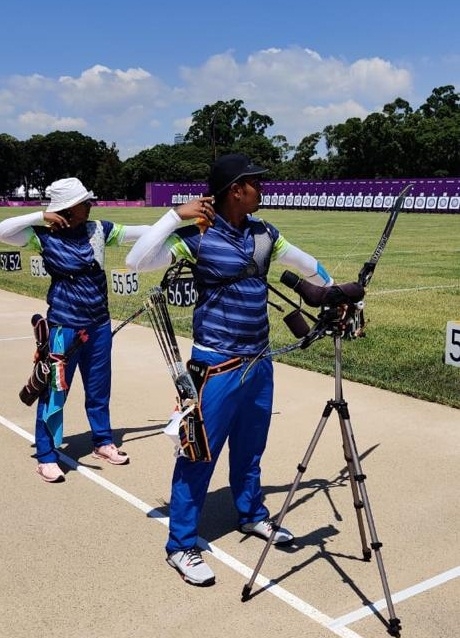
[125,208,181,271]
[0,211,44,246]
[277,242,333,286]
[120,225,152,243]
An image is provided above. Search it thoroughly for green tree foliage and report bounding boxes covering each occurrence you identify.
[94,143,123,199]
[17,131,121,198]
[0,134,22,197]
[185,99,274,154]
[0,89,459,197]
[320,86,460,179]
[285,133,321,178]
[119,143,211,199]
[418,85,460,118]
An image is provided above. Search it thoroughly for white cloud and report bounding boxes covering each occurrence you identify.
[173,115,193,133]
[177,46,412,143]
[18,111,87,132]
[0,47,415,159]
[58,65,169,109]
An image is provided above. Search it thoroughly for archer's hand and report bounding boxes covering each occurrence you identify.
[323,282,365,306]
[43,211,70,230]
[174,197,215,228]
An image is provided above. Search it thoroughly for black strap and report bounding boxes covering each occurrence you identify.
[199,220,274,288]
[44,258,102,282]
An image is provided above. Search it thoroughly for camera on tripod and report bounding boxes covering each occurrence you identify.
[280,270,366,342]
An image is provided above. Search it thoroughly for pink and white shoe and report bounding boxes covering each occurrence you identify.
[36,462,65,483]
[92,443,129,465]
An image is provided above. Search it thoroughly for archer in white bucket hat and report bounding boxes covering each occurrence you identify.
[46,177,95,213]
[0,176,156,484]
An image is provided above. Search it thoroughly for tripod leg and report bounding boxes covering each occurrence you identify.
[338,401,402,636]
[337,403,371,560]
[241,400,334,602]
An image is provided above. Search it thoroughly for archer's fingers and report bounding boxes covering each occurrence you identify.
[199,197,215,226]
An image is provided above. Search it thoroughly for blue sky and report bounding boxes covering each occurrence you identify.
[1,0,459,160]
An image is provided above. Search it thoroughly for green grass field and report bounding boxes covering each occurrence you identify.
[1,206,459,409]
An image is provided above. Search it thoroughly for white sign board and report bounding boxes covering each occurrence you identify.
[111,269,139,296]
[445,321,460,367]
[30,255,48,277]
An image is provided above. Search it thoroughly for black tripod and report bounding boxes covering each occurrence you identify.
[241,333,401,637]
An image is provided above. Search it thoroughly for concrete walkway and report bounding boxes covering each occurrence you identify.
[0,288,458,638]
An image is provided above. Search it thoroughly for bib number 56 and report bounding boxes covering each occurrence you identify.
[167,278,197,307]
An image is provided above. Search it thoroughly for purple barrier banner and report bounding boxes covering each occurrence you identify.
[96,200,144,207]
[1,200,44,207]
[145,178,460,212]
[1,200,144,208]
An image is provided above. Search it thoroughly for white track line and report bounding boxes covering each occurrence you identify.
[0,414,363,638]
[3,414,457,636]
[368,284,459,296]
[329,567,460,628]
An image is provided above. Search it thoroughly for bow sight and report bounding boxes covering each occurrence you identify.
[272,183,414,352]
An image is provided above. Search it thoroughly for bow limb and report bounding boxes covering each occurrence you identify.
[111,304,146,337]
[358,183,414,288]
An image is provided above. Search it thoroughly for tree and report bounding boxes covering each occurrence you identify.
[22,131,120,196]
[0,134,21,197]
[120,141,216,198]
[418,85,460,119]
[287,132,322,178]
[323,118,366,178]
[94,143,123,199]
[382,97,413,120]
[2,87,460,196]
[185,99,275,159]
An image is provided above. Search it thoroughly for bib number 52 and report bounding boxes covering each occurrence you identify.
[0,251,22,271]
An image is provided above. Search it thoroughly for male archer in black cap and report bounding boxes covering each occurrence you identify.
[126,153,333,586]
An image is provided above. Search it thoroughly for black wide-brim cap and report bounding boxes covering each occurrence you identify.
[209,153,268,195]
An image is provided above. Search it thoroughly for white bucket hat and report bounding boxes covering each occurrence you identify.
[46,178,94,213]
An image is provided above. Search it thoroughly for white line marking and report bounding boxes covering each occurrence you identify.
[0,335,32,342]
[0,414,363,638]
[329,566,460,628]
[368,284,459,296]
[5,413,457,636]
[0,416,34,442]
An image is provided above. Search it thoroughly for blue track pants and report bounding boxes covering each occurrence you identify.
[166,347,274,554]
[35,321,113,463]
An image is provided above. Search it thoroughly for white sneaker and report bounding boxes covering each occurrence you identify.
[240,517,294,545]
[166,548,215,586]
